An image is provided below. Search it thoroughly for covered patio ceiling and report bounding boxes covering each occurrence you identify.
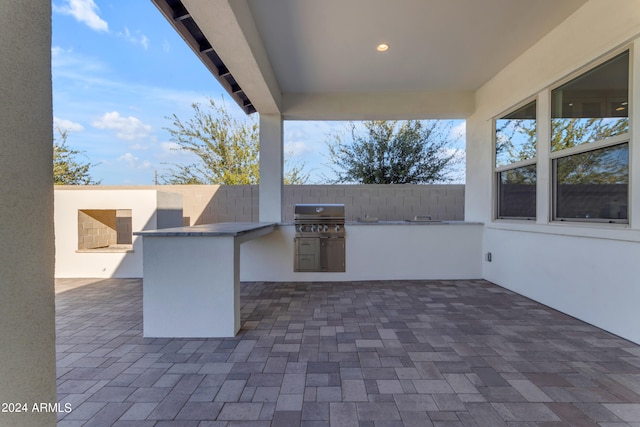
[153,0,587,119]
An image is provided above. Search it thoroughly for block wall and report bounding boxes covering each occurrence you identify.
[60,185,465,226]
[158,184,464,224]
[78,210,117,249]
[77,209,133,249]
[283,184,465,222]
[116,210,133,244]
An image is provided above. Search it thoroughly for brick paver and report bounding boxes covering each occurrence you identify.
[56,278,640,425]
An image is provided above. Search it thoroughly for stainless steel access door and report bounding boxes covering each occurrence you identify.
[320,237,345,272]
[294,236,345,272]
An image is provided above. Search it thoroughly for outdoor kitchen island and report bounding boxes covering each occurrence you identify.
[135,222,276,338]
[241,220,484,282]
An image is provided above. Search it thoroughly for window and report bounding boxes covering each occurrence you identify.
[551,50,629,223]
[498,164,537,219]
[554,143,628,222]
[495,100,537,219]
[551,51,629,151]
[78,209,133,251]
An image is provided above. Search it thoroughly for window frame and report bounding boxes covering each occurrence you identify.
[76,208,134,253]
[549,48,631,225]
[551,140,629,224]
[493,98,538,221]
[496,163,538,220]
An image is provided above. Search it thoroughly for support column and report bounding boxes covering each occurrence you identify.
[259,114,284,222]
[0,1,56,426]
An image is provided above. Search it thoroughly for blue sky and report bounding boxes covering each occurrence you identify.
[52,0,465,185]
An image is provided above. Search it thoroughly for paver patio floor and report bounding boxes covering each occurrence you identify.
[55,278,640,426]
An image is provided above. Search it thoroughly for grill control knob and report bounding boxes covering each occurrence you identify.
[334,224,341,232]
[323,224,328,232]
[310,225,316,232]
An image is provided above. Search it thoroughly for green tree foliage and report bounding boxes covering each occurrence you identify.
[53,129,100,185]
[498,117,628,185]
[552,118,628,184]
[326,120,459,184]
[500,164,536,185]
[551,117,628,152]
[495,119,536,165]
[162,99,308,185]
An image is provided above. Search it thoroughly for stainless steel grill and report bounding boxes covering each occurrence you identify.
[294,204,345,272]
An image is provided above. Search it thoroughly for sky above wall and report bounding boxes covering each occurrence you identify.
[52,0,465,185]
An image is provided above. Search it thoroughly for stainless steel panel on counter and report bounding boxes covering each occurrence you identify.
[294,204,345,272]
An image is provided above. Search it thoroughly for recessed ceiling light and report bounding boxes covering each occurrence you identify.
[376,43,389,52]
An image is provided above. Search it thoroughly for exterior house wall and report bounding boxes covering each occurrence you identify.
[0,2,57,426]
[466,0,640,344]
[55,190,182,278]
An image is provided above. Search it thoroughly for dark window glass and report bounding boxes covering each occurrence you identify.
[498,164,536,219]
[496,101,536,167]
[555,143,628,222]
[551,51,629,151]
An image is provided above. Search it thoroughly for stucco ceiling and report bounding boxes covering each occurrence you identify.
[163,0,588,119]
[246,0,587,94]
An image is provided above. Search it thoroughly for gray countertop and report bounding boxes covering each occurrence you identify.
[134,222,277,237]
[135,221,483,237]
[279,221,482,226]
[347,220,483,226]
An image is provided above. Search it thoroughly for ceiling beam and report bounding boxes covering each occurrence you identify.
[181,0,282,115]
[281,91,475,121]
[151,0,261,115]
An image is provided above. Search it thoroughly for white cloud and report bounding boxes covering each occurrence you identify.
[118,27,150,50]
[443,147,466,184]
[51,46,71,59]
[53,117,85,133]
[284,141,313,157]
[53,0,108,32]
[450,121,466,141]
[157,142,199,163]
[160,141,182,155]
[92,111,153,141]
[140,35,150,50]
[52,46,107,74]
[52,47,213,111]
[118,153,151,169]
[129,143,148,151]
[445,147,466,160]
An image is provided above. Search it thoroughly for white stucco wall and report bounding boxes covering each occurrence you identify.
[484,227,640,344]
[55,190,182,278]
[0,2,56,426]
[466,0,640,344]
[241,224,483,282]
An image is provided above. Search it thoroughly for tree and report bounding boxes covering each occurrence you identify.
[325,120,459,184]
[495,118,536,166]
[162,99,308,185]
[53,129,101,185]
[501,117,628,184]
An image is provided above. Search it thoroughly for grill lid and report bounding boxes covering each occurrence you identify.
[294,204,345,219]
